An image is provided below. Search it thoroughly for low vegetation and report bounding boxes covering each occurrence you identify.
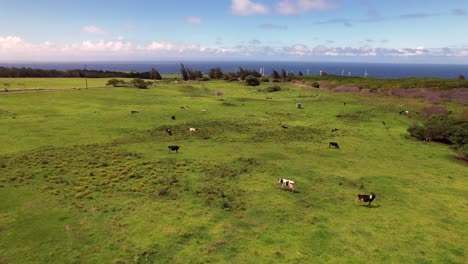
[0,78,466,263]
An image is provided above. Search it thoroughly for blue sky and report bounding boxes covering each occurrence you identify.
[0,0,467,63]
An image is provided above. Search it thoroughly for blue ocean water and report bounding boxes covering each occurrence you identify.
[1,61,467,79]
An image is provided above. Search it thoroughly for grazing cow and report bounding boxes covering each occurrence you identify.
[171,116,176,120]
[281,125,289,129]
[399,110,409,115]
[168,145,180,153]
[331,128,340,132]
[180,106,185,109]
[355,192,376,207]
[130,110,139,114]
[344,102,347,106]
[189,127,198,132]
[278,178,295,192]
[166,128,172,136]
[382,121,386,126]
[329,142,340,149]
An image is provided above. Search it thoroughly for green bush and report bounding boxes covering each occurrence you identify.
[131,78,148,89]
[409,116,468,158]
[245,75,260,86]
[260,77,270,82]
[106,79,126,87]
[265,86,282,92]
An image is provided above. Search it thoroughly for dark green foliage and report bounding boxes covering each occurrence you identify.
[238,67,261,80]
[180,64,189,81]
[131,78,148,89]
[0,67,152,78]
[260,76,270,82]
[245,75,260,86]
[223,72,239,81]
[298,71,304,76]
[458,74,465,80]
[150,68,162,80]
[408,116,468,158]
[281,69,287,81]
[187,69,203,80]
[312,82,320,88]
[209,67,223,79]
[106,79,126,87]
[264,86,282,92]
[271,70,280,80]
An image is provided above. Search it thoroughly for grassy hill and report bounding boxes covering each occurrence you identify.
[0,80,466,263]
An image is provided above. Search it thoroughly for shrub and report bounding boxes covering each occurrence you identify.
[265,86,282,92]
[272,79,280,83]
[260,76,270,82]
[245,75,260,86]
[130,78,148,89]
[106,79,126,87]
[312,82,320,88]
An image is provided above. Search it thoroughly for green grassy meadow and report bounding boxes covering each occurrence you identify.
[0,79,466,263]
[0,78,137,90]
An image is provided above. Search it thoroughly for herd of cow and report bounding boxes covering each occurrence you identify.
[162,109,376,207]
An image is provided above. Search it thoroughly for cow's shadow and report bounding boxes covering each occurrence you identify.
[279,188,300,194]
[359,204,380,208]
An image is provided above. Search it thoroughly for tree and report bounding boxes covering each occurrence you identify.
[187,69,203,80]
[298,71,304,76]
[131,78,148,89]
[281,69,287,81]
[458,74,465,80]
[180,64,188,81]
[209,67,223,79]
[271,70,280,80]
[245,75,260,86]
[150,68,162,80]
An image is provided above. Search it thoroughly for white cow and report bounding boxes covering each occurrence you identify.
[189,127,198,132]
[278,178,295,192]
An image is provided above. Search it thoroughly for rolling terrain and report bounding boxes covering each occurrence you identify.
[0,79,466,263]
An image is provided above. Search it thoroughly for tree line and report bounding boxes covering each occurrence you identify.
[0,67,154,79]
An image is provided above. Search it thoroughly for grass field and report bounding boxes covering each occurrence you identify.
[0,79,466,263]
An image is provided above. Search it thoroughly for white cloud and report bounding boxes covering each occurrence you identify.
[1,35,468,61]
[277,0,337,15]
[230,0,268,16]
[186,17,202,24]
[81,25,108,35]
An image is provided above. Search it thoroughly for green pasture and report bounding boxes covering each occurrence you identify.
[0,78,141,90]
[0,80,466,263]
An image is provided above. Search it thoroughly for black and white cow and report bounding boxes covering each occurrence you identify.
[278,178,295,192]
[355,192,376,207]
[168,145,180,153]
[329,142,340,149]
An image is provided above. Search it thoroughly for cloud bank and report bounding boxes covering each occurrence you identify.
[1,35,467,62]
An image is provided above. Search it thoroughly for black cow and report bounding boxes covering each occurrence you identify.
[168,145,180,153]
[329,142,339,149]
[131,110,139,114]
[166,128,172,136]
[331,128,340,132]
[355,192,376,207]
[171,116,176,120]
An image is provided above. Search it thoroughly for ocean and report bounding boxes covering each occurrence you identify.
[1,61,467,79]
